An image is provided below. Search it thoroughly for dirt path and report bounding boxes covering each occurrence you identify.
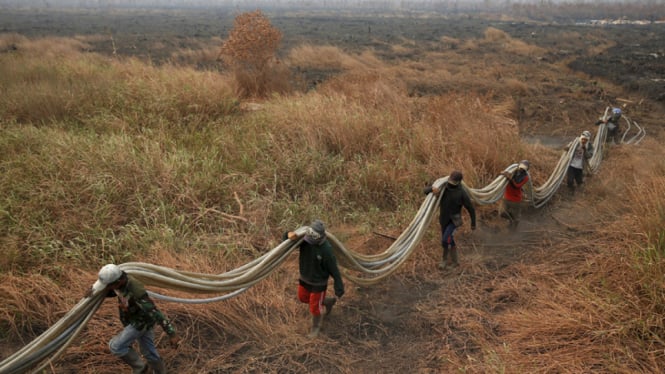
[330,189,598,372]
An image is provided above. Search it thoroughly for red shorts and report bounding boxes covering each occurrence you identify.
[298,284,326,316]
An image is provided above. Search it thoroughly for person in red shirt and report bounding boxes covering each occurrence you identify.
[500,160,530,231]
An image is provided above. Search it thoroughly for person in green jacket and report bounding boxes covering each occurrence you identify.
[285,219,345,338]
[88,264,180,374]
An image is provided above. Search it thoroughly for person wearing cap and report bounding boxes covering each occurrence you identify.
[87,264,180,374]
[285,219,345,338]
[596,107,622,144]
[566,131,594,194]
[424,170,477,270]
[500,160,530,231]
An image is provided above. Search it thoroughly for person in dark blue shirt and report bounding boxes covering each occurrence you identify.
[424,171,476,270]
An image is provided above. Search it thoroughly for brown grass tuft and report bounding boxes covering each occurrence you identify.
[286,44,347,70]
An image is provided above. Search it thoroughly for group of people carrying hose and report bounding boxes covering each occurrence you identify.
[423,106,625,270]
[568,106,623,194]
[423,163,527,271]
[87,218,345,374]
[85,107,626,374]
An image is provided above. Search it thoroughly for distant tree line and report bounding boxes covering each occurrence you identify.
[510,1,665,22]
[2,0,663,20]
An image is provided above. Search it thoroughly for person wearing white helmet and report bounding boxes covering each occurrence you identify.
[499,160,530,230]
[565,131,594,195]
[88,264,180,374]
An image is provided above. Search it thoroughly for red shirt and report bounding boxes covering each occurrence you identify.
[504,173,529,202]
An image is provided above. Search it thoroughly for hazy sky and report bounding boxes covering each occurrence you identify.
[1,0,643,7]
[1,0,656,14]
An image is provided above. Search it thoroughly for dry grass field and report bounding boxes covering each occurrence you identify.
[1,5,665,374]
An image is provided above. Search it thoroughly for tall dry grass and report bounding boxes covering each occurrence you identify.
[0,27,568,269]
[461,27,547,58]
[0,34,238,126]
[287,44,384,72]
[261,79,549,217]
[416,138,665,372]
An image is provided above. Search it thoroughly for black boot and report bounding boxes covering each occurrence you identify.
[450,246,459,267]
[568,185,575,196]
[509,220,518,231]
[438,247,449,270]
[119,349,147,374]
[148,358,167,374]
[323,297,336,316]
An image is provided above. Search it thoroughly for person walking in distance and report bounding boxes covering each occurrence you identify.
[500,160,530,231]
[87,264,180,374]
[285,219,345,338]
[424,171,477,270]
[596,107,622,144]
[566,131,594,195]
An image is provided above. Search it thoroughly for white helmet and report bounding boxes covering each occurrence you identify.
[518,160,530,171]
[92,264,123,293]
[581,130,592,140]
[612,107,622,115]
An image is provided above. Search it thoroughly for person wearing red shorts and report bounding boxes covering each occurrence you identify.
[285,219,344,337]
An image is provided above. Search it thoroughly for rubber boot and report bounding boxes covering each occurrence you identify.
[148,358,167,374]
[568,184,575,196]
[509,220,518,232]
[499,210,510,220]
[308,315,322,338]
[438,247,449,270]
[450,246,459,267]
[119,349,147,374]
[323,297,336,316]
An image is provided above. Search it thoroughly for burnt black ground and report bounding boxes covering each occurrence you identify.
[2,8,664,104]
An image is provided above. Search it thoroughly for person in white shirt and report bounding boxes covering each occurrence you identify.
[566,131,594,194]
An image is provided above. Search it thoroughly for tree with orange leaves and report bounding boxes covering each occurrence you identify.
[220,10,285,98]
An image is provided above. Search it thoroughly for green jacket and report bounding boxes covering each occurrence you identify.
[107,275,176,336]
[284,232,345,296]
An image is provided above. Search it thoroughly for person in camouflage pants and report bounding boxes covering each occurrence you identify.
[88,264,180,374]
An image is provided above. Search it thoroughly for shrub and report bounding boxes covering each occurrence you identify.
[219,10,289,98]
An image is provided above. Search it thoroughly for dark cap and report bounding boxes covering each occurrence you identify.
[448,171,463,185]
[310,219,326,236]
